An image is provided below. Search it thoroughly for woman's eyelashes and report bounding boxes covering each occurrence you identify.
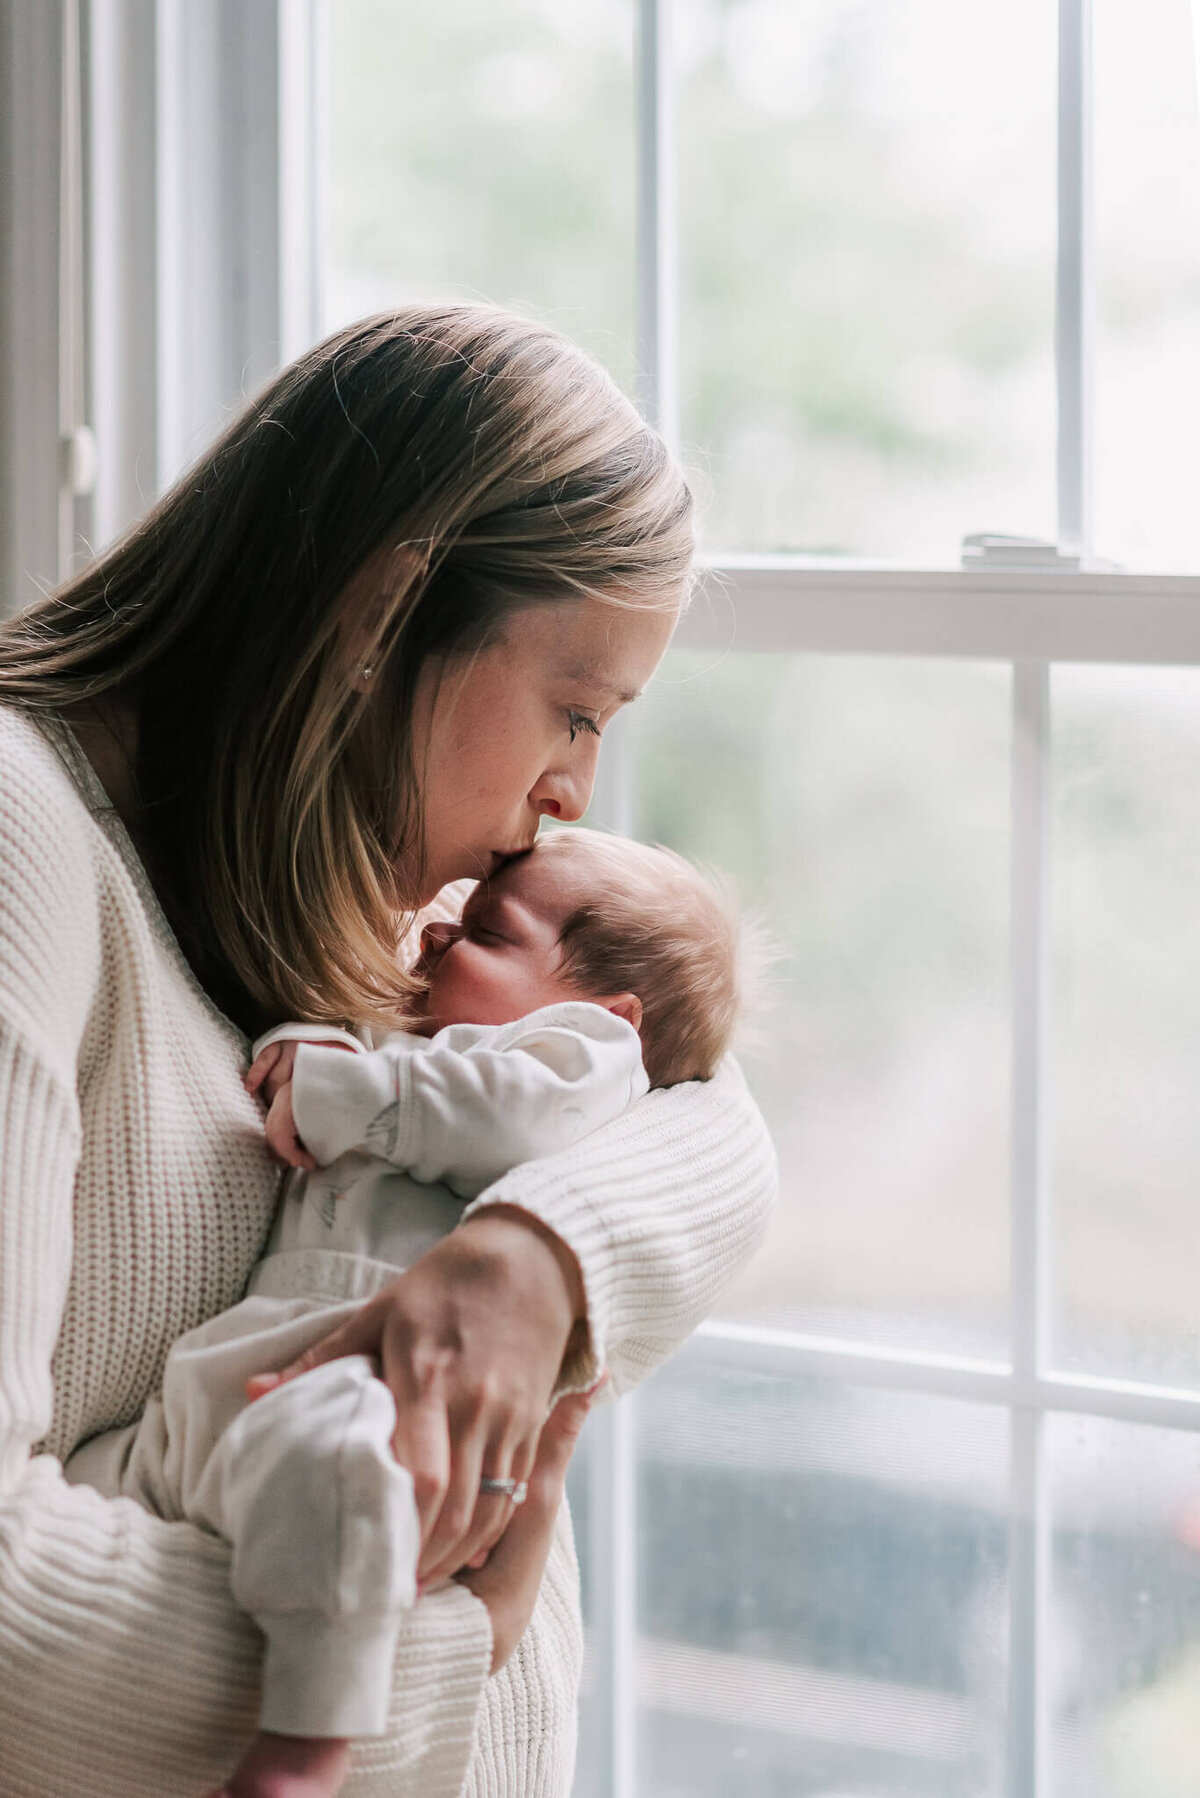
[566,709,601,745]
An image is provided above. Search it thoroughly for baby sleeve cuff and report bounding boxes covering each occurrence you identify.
[292,1043,416,1167]
[257,1612,402,1739]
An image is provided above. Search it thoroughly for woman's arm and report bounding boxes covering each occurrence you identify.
[463,1054,778,1395]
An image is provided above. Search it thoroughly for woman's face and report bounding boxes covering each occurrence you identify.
[409,594,679,903]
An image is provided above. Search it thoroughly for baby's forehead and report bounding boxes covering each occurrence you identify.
[477,840,596,921]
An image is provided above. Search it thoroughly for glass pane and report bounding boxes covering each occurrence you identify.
[630,1360,1009,1796]
[1050,1413,1200,1798]
[634,651,1011,1360]
[1052,666,1200,1388]
[1092,0,1200,573]
[326,0,636,391]
[678,0,1056,559]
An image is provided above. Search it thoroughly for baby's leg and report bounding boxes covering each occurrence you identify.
[64,1294,364,1519]
[187,1350,419,1740]
[67,1295,420,1749]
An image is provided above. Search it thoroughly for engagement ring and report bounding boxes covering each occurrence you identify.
[479,1476,528,1504]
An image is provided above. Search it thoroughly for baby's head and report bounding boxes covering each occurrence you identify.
[407,827,743,1086]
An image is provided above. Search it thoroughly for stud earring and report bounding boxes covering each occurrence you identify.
[360,664,374,682]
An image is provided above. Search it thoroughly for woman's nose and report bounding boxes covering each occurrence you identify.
[530,740,601,823]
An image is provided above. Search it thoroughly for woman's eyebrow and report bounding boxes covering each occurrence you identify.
[557,658,643,705]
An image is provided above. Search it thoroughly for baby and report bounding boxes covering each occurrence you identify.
[64,827,746,1798]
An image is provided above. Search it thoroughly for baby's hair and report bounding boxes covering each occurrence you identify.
[537,828,749,1088]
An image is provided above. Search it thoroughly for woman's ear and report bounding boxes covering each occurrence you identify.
[600,992,643,1032]
[342,544,429,691]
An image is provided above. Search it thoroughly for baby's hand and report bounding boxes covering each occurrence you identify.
[245,1038,301,1105]
[263,1082,317,1172]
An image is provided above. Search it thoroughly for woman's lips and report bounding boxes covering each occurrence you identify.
[491,840,538,868]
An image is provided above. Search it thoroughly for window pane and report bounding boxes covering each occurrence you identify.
[625,1361,1009,1797]
[1053,666,1200,1388]
[1092,0,1200,573]
[326,0,636,390]
[678,0,1056,559]
[635,652,1011,1360]
[1050,1413,1200,1798]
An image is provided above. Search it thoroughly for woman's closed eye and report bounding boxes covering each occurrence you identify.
[566,710,601,745]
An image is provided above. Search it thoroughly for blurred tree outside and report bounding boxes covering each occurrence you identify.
[328,0,638,392]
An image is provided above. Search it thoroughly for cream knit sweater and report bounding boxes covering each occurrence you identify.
[0,706,777,1798]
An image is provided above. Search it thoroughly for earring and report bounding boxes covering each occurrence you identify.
[361,664,374,682]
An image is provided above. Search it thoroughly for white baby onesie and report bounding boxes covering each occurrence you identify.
[64,1001,647,1740]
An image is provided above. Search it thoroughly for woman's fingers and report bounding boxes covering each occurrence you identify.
[392,1368,453,1547]
[415,1402,488,1584]
[366,1217,578,1569]
[418,1412,529,1585]
[538,1378,603,1476]
[456,1382,603,1673]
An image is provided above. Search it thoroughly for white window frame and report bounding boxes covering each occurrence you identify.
[6,4,1200,1794]
[0,0,326,609]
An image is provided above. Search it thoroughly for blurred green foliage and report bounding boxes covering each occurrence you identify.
[329,0,638,390]
[329,0,1056,557]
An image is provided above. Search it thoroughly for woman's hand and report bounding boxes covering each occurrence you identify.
[248,1204,588,1584]
[457,1380,603,1673]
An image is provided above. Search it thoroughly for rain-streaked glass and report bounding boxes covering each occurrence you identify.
[325,0,637,391]
[1050,1413,1200,1798]
[1092,0,1200,573]
[577,1360,1011,1797]
[677,0,1056,559]
[1052,666,1200,1388]
[634,650,1011,1361]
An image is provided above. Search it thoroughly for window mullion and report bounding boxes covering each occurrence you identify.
[1056,0,1093,555]
[635,0,677,452]
[279,0,325,363]
[1007,659,1053,1798]
[586,1392,640,1798]
[0,1,68,613]
[155,0,285,491]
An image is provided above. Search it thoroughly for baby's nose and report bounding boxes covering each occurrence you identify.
[420,920,459,963]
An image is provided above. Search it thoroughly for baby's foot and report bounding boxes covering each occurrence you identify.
[209,1730,352,1798]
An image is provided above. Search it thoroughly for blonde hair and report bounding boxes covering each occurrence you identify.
[0,306,694,1035]
[538,828,746,1087]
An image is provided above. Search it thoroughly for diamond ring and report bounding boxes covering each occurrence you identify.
[479,1476,528,1504]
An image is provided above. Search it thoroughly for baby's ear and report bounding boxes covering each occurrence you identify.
[599,992,643,1033]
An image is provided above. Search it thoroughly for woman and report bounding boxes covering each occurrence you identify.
[0,306,775,1797]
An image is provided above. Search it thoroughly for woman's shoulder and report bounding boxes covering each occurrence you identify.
[0,707,104,1053]
[0,705,99,878]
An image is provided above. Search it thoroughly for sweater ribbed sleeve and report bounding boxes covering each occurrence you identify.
[463,1054,777,1396]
